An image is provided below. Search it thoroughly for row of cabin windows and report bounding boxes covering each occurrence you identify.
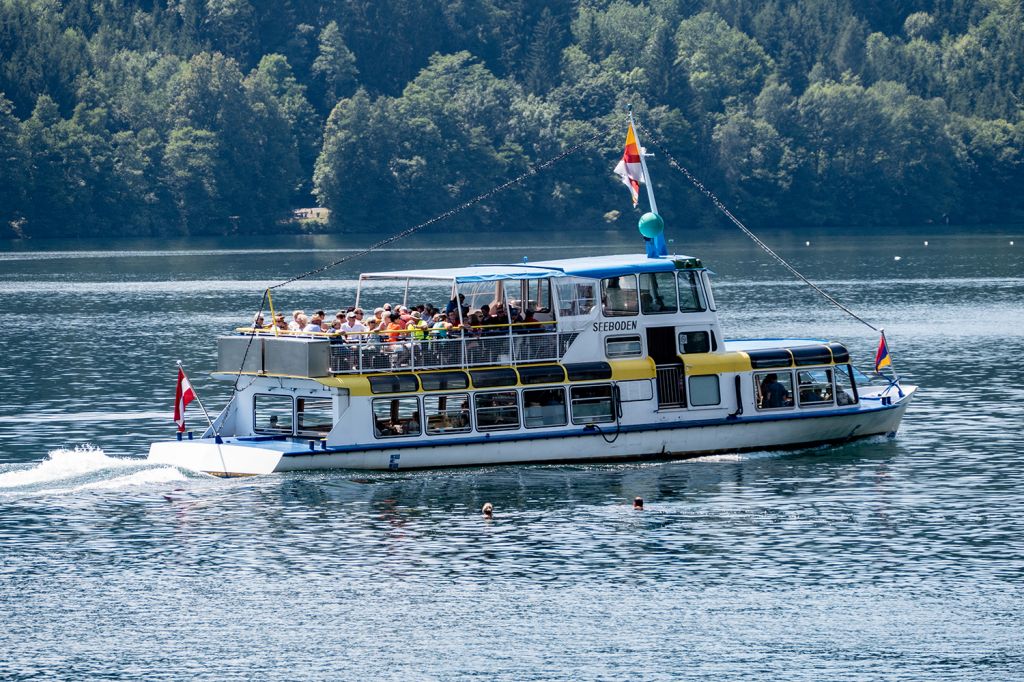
[605,330,716,359]
[556,271,713,318]
[371,385,618,439]
[367,363,613,395]
[253,396,333,436]
[602,271,709,317]
[754,365,858,410]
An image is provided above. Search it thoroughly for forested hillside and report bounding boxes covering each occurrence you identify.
[1,0,1022,238]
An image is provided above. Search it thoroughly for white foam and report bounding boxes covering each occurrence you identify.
[0,444,186,493]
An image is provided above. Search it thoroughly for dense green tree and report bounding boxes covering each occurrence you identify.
[311,21,358,111]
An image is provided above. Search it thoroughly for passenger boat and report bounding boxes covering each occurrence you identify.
[148,119,916,476]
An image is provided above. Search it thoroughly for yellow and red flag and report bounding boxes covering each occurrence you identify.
[613,123,644,207]
[874,334,892,374]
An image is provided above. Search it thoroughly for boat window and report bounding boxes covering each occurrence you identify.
[605,335,642,358]
[424,393,471,435]
[798,369,834,407]
[419,371,469,391]
[834,364,858,406]
[474,391,520,431]
[754,371,795,410]
[517,364,566,385]
[526,279,555,321]
[296,397,332,436]
[368,374,419,394]
[565,362,613,381]
[678,330,711,354]
[556,278,597,317]
[639,272,678,314]
[372,397,421,438]
[470,368,518,388]
[677,271,706,312]
[523,388,567,428]
[601,275,639,316]
[253,394,294,435]
[701,271,717,311]
[570,384,615,424]
[688,376,721,407]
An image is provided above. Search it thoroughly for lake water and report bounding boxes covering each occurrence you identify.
[0,225,1022,679]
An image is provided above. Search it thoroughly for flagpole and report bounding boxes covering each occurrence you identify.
[877,328,904,398]
[177,360,229,475]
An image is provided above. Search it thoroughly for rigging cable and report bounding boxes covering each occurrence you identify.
[231,127,610,392]
[635,122,880,333]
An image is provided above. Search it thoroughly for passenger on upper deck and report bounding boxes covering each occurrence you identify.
[340,310,367,339]
[273,313,288,331]
[303,312,325,333]
[288,310,306,331]
[446,294,466,315]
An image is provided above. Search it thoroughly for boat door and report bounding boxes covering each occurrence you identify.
[646,326,685,408]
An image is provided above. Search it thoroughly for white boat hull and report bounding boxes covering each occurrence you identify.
[147,389,913,476]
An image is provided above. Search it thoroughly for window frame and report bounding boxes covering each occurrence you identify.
[639,271,679,315]
[423,393,472,435]
[371,396,422,439]
[570,384,616,425]
[687,375,722,407]
[522,387,568,429]
[601,275,639,317]
[754,370,795,411]
[678,330,712,354]
[605,334,643,358]
[797,368,835,408]
[677,270,707,313]
[253,393,295,435]
[296,396,333,437]
[473,390,521,432]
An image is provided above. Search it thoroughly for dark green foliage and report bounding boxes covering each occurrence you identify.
[1,0,1022,239]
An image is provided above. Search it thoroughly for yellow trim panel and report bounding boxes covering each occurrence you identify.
[681,352,752,375]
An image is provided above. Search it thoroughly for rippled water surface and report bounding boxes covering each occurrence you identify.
[1,226,1022,680]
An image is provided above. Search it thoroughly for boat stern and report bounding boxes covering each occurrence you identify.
[148,438,286,477]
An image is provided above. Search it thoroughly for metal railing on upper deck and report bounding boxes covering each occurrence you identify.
[234,323,581,374]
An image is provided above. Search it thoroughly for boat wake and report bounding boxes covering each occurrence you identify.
[0,444,193,497]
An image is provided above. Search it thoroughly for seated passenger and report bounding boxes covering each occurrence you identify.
[288,310,305,331]
[760,373,789,408]
[273,313,288,331]
[340,310,368,339]
[430,313,451,338]
[837,388,854,405]
[408,311,429,340]
[251,313,267,330]
[303,312,325,333]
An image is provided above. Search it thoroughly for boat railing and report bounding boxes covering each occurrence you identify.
[233,323,581,374]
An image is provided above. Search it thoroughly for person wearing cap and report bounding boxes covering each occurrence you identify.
[251,313,267,330]
[339,310,368,339]
[408,310,429,340]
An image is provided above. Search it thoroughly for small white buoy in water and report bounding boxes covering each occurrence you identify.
[924,241,928,246]
[894,256,902,261]
[805,241,810,246]
[1011,241,1015,246]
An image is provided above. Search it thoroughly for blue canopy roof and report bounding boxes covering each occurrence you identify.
[360,253,701,283]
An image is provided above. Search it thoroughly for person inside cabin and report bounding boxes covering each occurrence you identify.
[760,373,789,408]
[288,310,306,331]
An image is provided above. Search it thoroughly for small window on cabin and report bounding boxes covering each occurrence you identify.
[556,279,597,317]
[470,368,518,388]
[526,278,555,320]
[701,271,717,311]
[424,393,471,435]
[297,397,332,436]
[754,371,795,410]
[254,394,294,434]
[570,385,615,424]
[677,271,706,312]
[523,388,567,428]
[605,335,642,358]
[834,364,858,406]
[372,397,421,438]
[678,331,711,354]
[797,368,834,407]
[639,272,678,314]
[601,275,639,316]
[688,376,721,407]
[474,391,520,431]
[369,374,419,394]
[517,364,566,385]
[419,371,469,391]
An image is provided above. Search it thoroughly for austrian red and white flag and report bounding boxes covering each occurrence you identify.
[174,367,196,432]
[613,123,644,207]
